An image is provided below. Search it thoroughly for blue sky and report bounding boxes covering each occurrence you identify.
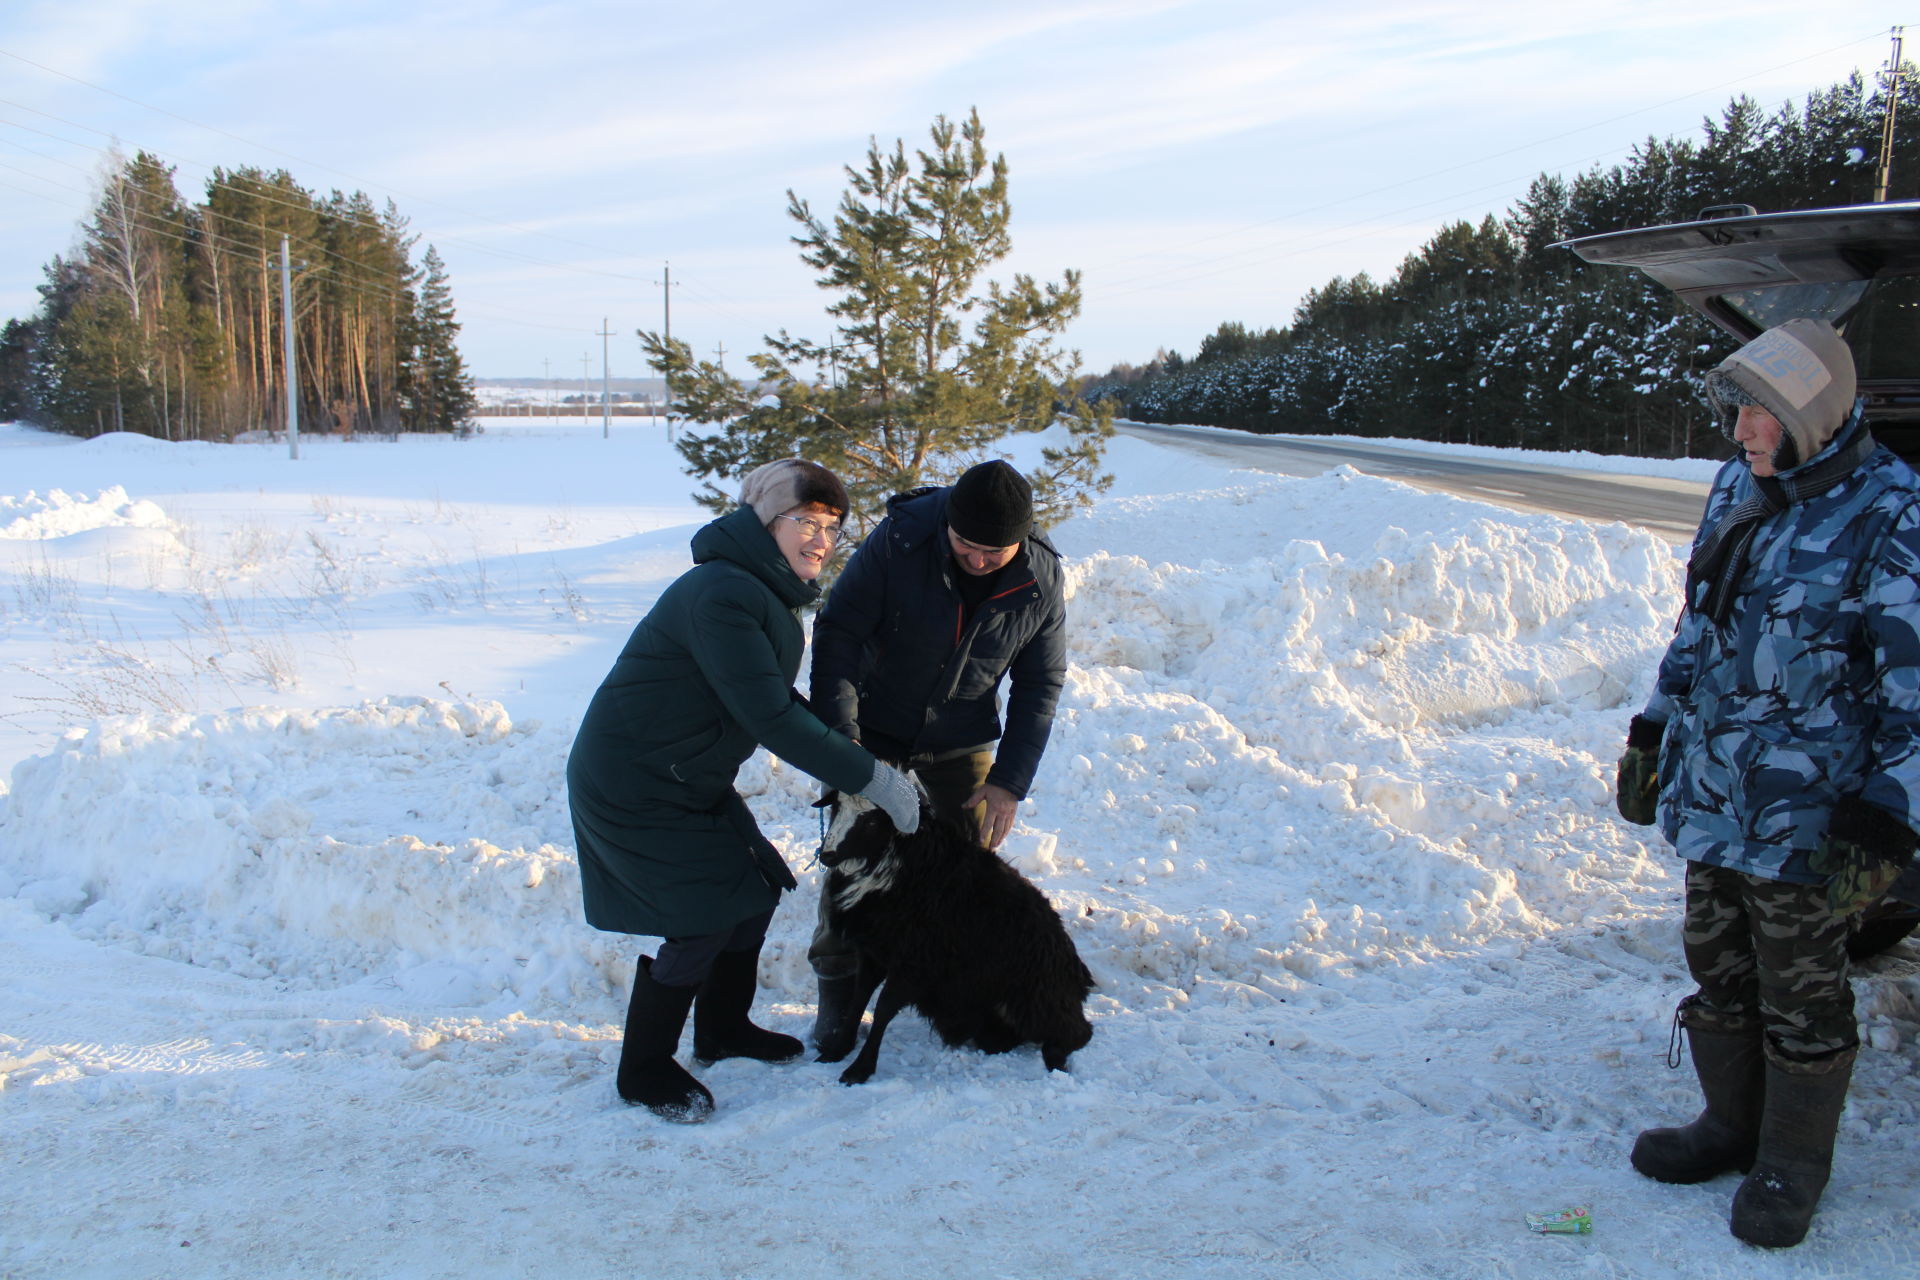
[1,2,1909,380]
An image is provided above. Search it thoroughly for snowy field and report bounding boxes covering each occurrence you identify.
[0,417,1914,1279]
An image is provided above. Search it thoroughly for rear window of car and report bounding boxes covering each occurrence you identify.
[1718,275,1920,382]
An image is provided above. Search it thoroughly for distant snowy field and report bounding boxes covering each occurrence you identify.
[0,418,1913,1279]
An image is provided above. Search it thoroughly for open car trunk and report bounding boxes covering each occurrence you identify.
[1561,202,1920,463]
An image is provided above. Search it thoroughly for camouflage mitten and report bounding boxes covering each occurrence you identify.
[1614,715,1665,826]
[1809,797,1917,918]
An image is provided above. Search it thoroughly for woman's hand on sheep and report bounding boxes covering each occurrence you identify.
[858,761,921,834]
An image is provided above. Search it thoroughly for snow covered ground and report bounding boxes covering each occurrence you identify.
[0,417,1913,1279]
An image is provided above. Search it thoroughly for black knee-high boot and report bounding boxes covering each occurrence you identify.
[617,956,715,1123]
[1631,999,1764,1183]
[693,946,803,1066]
[1730,1049,1855,1248]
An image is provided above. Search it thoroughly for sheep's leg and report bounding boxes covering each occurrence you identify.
[853,956,885,1011]
[838,980,908,1086]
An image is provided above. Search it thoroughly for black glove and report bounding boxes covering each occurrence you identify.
[1614,715,1664,826]
[1809,797,1918,918]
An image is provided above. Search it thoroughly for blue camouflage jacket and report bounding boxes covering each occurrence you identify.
[1646,416,1920,882]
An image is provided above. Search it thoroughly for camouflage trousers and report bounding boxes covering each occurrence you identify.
[1682,861,1858,1063]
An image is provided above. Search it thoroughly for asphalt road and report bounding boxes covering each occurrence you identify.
[1118,421,1713,543]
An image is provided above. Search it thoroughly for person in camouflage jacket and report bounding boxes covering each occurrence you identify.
[1616,318,1920,1248]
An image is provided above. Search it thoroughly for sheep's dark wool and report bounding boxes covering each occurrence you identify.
[817,792,1095,1085]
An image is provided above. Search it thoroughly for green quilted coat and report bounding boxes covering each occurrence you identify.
[567,506,875,937]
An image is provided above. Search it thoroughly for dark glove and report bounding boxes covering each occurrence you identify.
[1809,798,1918,918]
[1614,715,1665,826]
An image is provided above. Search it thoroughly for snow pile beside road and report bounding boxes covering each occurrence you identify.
[0,486,170,539]
[0,697,621,1004]
[0,467,1687,1025]
[1033,468,1683,998]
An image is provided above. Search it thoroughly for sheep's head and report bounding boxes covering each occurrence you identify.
[817,790,896,869]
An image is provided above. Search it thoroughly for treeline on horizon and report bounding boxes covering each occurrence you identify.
[1091,69,1920,458]
[0,152,478,441]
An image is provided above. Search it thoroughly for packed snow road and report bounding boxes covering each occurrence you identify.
[1116,420,1715,542]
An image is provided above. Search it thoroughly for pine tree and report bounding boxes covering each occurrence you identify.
[1119,60,1920,456]
[5,152,475,442]
[399,245,478,434]
[76,151,196,437]
[0,317,41,421]
[200,166,323,436]
[641,109,1112,526]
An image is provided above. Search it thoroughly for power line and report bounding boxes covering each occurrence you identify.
[667,273,776,336]
[0,154,77,195]
[0,108,664,293]
[1085,27,1901,287]
[0,175,72,207]
[0,170,602,338]
[0,135,632,335]
[5,163,420,303]
[0,116,729,339]
[4,26,1904,361]
[1091,31,1904,299]
[0,48,666,283]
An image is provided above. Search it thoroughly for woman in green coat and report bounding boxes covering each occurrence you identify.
[567,459,919,1122]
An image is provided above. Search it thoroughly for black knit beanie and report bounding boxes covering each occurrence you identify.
[946,461,1032,547]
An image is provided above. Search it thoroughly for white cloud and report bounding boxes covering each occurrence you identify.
[1,0,1906,376]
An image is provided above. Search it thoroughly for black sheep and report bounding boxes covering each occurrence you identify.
[816,791,1095,1085]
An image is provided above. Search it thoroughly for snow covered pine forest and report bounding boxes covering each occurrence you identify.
[0,417,1914,1279]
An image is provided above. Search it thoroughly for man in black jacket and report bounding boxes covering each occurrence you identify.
[806,460,1068,1056]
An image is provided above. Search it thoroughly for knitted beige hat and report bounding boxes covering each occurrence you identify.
[737,459,849,525]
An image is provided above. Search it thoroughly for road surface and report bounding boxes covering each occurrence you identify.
[1118,421,1712,543]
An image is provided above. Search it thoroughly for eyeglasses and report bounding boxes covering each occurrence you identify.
[776,513,845,545]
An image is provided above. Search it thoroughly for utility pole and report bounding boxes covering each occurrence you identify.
[542,357,552,421]
[713,341,727,370]
[657,261,676,439]
[597,317,613,439]
[1875,26,1907,203]
[280,234,300,460]
[580,353,591,424]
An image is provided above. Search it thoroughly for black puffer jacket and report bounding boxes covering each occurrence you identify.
[567,506,876,938]
[809,485,1066,799]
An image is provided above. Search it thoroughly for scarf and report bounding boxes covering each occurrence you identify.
[1686,420,1874,626]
